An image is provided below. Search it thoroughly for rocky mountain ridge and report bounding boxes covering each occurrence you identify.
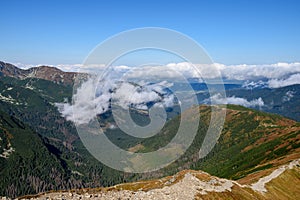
[0,61,79,85]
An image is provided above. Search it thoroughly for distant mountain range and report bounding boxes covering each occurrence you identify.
[195,84,300,122]
[0,61,299,199]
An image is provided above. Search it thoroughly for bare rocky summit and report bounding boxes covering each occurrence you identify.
[0,61,82,85]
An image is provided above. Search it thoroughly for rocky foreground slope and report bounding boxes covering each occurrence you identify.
[8,159,298,200]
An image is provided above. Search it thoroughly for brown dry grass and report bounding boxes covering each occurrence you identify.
[128,144,145,153]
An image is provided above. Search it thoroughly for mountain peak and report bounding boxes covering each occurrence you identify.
[0,61,80,85]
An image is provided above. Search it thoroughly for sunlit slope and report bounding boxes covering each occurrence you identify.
[132,104,300,179]
[19,159,300,200]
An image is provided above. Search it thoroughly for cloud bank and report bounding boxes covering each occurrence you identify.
[55,77,175,124]
[15,62,300,88]
[121,62,300,88]
[51,61,300,124]
[268,73,300,88]
[204,94,264,108]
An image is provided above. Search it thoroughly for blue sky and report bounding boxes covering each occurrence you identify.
[0,0,300,65]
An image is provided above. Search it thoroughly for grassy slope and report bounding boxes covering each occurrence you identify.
[196,105,300,179]
[132,104,300,180]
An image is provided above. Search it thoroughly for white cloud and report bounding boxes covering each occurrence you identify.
[56,76,175,124]
[109,62,300,86]
[157,62,300,81]
[56,78,112,124]
[12,62,36,69]
[112,82,161,109]
[220,62,300,81]
[205,94,264,108]
[282,90,295,102]
[13,61,300,88]
[242,80,267,89]
[268,73,300,88]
